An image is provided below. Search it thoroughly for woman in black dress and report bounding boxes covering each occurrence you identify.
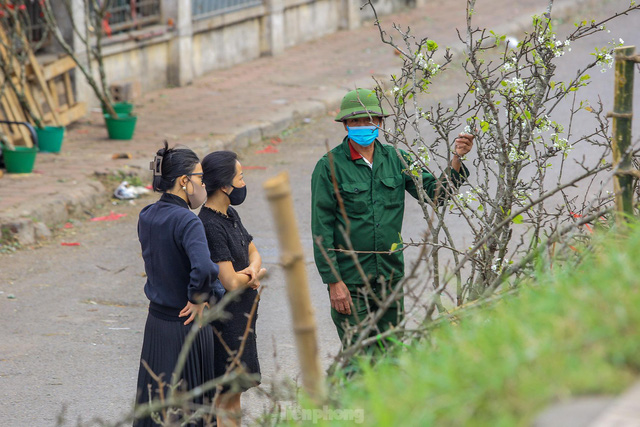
[199,151,266,427]
[135,142,219,426]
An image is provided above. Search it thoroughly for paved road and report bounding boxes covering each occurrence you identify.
[0,1,639,426]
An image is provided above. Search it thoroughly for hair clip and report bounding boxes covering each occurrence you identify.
[150,154,163,177]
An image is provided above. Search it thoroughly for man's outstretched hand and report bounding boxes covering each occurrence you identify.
[455,133,474,157]
[452,133,474,171]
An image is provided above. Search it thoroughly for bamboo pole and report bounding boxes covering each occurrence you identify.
[263,171,326,403]
[611,46,636,222]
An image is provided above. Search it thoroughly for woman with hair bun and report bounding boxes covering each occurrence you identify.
[199,150,266,427]
[134,142,219,426]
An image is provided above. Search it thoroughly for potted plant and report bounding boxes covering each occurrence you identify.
[0,3,64,153]
[41,0,137,140]
[0,121,38,173]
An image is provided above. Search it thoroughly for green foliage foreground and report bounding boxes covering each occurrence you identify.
[309,226,640,426]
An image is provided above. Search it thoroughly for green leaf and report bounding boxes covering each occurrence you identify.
[390,243,399,252]
[385,336,408,347]
[481,121,490,132]
[513,214,524,224]
[426,40,439,52]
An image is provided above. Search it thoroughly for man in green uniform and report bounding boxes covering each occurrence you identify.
[311,88,474,348]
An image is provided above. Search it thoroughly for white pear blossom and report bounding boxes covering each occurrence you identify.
[417,146,430,166]
[415,52,441,75]
[552,134,573,156]
[534,115,551,134]
[500,77,527,98]
[491,257,511,273]
[597,52,613,73]
[508,146,531,162]
[501,61,514,72]
[455,190,475,206]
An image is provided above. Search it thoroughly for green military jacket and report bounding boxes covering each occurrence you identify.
[311,137,468,286]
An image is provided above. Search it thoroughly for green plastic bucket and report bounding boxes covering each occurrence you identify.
[102,102,134,115]
[104,113,137,140]
[36,126,65,153]
[2,146,37,173]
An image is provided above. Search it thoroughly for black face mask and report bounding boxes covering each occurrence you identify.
[225,185,247,206]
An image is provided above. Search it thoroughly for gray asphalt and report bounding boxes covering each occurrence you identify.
[1,2,639,426]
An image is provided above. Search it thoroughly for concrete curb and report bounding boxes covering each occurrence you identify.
[0,0,602,246]
[0,180,107,245]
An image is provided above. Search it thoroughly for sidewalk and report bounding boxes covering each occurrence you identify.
[534,382,640,427]
[0,0,594,244]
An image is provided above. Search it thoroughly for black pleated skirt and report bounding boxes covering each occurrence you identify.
[134,305,216,427]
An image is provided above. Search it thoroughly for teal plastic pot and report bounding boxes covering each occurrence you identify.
[102,102,134,115]
[104,113,137,140]
[36,126,65,153]
[2,145,37,173]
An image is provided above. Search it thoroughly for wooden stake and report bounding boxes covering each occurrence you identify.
[48,79,60,112]
[25,49,61,126]
[63,72,75,106]
[0,81,32,147]
[611,46,636,222]
[263,171,326,403]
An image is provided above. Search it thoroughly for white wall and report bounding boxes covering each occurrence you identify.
[62,0,412,107]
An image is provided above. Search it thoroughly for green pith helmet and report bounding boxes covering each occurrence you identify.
[334,88,390,122]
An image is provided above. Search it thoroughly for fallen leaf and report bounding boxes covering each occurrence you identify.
[90,212,127,222]
[256,145,279,154]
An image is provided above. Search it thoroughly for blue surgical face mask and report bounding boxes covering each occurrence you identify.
[347,126,378,147]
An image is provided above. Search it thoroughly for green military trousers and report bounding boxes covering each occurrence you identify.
[330,280,404,349]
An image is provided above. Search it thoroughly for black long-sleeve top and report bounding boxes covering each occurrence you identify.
[138,193,219,311]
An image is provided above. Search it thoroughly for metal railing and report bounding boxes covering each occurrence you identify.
[0,120,38,150]
[192,0,263,20]
[24,2,48,46]
[106,0,162,33]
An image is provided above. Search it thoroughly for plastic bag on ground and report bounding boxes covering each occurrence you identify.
[114,181,150,200]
